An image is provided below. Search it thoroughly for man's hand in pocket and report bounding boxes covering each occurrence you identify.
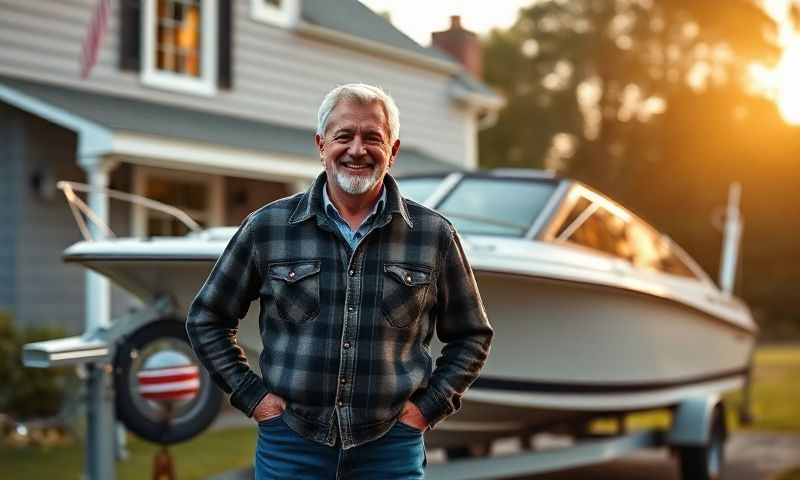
[253,393,286,422]
[398,401,428,431]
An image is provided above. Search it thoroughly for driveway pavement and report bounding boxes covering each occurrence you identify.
[208,416,800,480]
[494,431,800,480]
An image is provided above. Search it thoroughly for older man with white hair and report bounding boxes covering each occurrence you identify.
[187,83,493,479]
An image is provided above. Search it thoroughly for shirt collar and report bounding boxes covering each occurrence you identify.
[289,172,413,229]
[322,182,386,228]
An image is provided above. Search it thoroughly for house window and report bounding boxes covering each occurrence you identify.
[132,167,223,236]
[142,0,217,95]
[251,0,300,28]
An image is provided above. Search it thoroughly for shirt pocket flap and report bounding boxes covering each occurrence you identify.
[269,261,321,284]
[384,264,431,287]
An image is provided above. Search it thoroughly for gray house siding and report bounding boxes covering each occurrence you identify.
[13,110,87,333]
[0,103,21,312]
[0,0,473,168]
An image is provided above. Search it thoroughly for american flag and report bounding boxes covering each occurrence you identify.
[80,0,111,79]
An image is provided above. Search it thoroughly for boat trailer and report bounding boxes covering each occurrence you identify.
[426,396,727,480]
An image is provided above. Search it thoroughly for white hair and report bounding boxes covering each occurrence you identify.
[316,83,400,143]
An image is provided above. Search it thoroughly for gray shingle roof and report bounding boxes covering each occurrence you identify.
[301,0,456,65]
[0,75,457,175]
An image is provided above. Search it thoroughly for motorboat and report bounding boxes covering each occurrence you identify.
[59,170,757,451]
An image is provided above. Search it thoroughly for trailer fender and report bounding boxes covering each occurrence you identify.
[668,395,725,447]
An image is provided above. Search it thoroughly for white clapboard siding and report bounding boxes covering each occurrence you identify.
[0,0,473,167]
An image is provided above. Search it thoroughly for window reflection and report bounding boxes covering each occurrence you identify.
[397,177,444,203]
[437,178,556,236]
[156,0,201,77]
[557,195,697,278]
[145,177,207,236]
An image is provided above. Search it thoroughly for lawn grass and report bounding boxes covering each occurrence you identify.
[725,346,800,432]
[593,344,800,434]
[1,426,256,480]
[2,345,799,479]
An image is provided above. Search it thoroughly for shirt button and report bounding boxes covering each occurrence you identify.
[338,401,344,407]
[288,271,296,279]
[348,306,354,313]
[343,342,351,349]
[405,275,412,283]
[349,269,355,277]
[340,377,347,384]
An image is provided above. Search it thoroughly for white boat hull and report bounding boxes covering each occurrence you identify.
[425,270,754,447]
[64,239,756,449]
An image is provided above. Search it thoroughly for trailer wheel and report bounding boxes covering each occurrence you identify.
[114,319,223,444]
[678,406,726,480]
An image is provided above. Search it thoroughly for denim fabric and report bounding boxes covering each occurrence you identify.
[255,415,426,480]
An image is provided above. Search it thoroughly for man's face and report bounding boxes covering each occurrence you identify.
[316,99,400,199]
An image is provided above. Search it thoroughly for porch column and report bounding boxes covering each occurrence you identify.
[78,154,119,480]
[79,156,118,330]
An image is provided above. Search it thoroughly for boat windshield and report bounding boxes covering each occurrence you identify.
[435,177,557,237]
[397,176,445,203]
[552,191,700,279]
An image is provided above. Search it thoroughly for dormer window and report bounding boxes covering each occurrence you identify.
[142,0,218,96]
[251,0,300,28]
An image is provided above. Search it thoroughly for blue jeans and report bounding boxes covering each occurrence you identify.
[255,415,426,479]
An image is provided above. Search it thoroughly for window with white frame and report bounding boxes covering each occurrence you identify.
[132,167,223,237]
[142,0,217,96]
[251,0,300,28]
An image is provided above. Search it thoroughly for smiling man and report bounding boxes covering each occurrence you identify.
[187,84,493,479]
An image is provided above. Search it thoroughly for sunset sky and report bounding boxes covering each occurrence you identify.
[358,0,532,45]
[359,0,800,125]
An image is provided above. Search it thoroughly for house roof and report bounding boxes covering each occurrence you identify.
[0,75,458,176]
[300,0,501,104]
[301,0,455,65]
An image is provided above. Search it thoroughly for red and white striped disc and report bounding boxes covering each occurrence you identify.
[136,351,200,402]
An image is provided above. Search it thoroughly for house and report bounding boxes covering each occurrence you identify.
[0,0,503,334]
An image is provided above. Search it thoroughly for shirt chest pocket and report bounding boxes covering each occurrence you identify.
[268,260,321,324]
[381,264,432,328]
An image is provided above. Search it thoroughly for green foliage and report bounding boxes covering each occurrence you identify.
[0,313,75,419]
[480,0,800,337]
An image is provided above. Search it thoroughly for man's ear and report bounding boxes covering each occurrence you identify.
[389,139,400,168]
[315,133,325,159]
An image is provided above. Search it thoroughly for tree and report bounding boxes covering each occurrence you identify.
[481,0,800,337]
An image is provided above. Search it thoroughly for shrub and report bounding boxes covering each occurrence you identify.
[0,313,75,420]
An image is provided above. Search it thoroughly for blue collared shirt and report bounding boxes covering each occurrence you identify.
[322,182,386,250]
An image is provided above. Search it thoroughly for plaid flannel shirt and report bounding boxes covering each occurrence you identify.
[186,173,493,449]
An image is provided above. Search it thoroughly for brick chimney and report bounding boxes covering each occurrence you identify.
[432,16,482,79]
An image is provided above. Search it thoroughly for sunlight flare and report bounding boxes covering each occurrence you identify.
[775,39,800,125]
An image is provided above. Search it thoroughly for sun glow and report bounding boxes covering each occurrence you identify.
[773,39,800,124]
[751,0,800,125]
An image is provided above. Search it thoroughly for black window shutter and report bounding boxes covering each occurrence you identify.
[218,0,233,89]
[119,0,142,71]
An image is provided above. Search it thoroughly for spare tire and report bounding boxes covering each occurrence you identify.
[114,319,223,444]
